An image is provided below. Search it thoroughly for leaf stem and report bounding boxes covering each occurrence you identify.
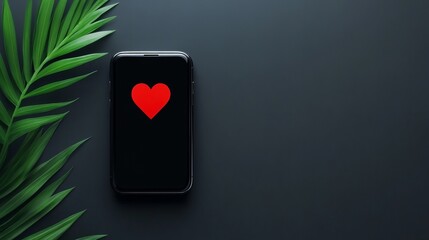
[0,58,47,169]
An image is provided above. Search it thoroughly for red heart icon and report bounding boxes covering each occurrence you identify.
[131,83,171,119]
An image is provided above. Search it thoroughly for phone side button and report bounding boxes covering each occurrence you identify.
[192,82,195,105]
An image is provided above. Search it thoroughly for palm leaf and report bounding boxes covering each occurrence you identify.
[0,101,10,124]
[47,0,67,54]
[0,126,5,144]
[71,3,117,37]
[68,0,87,35]
[0,170,70,229]
[81,0,95,17]
[16,100,77,117]
[22,211,85,240]
[56,0,80,45]
[0,126,52,199]
[36,53,106,80]
[0,53,18,105]
[0,0,116,239]
[73,16,116,39]
[33,0,55,69]
[50,31,114,59]
[25,72,96,98]
[90,0,109,12]
[23,0,33,82]
[0,182,73,239]
[9,112,67,142]
[0,139,86,220]
[2,0,24,91]
[76,235,107,240]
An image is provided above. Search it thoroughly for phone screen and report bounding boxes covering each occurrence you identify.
[111,52,193,193]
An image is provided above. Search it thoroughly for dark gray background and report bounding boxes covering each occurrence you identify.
[10,0,429,239]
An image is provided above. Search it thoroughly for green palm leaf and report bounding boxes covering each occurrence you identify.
[24,72,96,98]
[33,0,55,69]
[74,16,116,38]
[9,112,67,142]
[47,0,67,54]
[68,0,87,35]
[23,0,33,82]
[81,0,95,18]
[0,139,86,220]
[91,0,109,11]
[50,31,114,59]
[2,0,24,91]
[0,124,57,199]
[15,100,77,117]
[0,126,5,144]
[37,53,106,80]
[0,0,116,239]
[56,0,80,45]
[22,211,85,240]
[76,235,107,240]
[71,3,117,37]
[0,53,18,105]
[0,101,10,124]
[0,178,73,239]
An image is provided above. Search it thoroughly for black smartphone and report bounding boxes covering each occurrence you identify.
[110,51,193,194]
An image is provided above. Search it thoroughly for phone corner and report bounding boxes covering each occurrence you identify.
[110,177,125,195]
[111,51,125,63]
[175,51,193,65]
[177,177,194,194]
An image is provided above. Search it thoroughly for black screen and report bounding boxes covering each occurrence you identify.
[111,52,192,193]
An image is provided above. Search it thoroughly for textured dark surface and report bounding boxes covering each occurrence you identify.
[9,0,429,239]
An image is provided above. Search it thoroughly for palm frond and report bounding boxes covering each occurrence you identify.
[0,139,87,220]
[57,0,79,42]
[24,72,96,98]
[37,53,106,80]
[2,0,24,91]
[76,235,108,240]
[9,112,67,142]
[0,101,10,124]
[0,174,73,239]
[22,211,85,240]
[0,0,116,239]
[33,0,55,69]
[0,123,59,199]
[0,53,18,105]
[47,0,67,54]
[16,100,77,117]
[22,0,33,82]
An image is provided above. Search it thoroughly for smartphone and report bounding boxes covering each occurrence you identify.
[110,51,193,194]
